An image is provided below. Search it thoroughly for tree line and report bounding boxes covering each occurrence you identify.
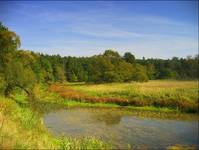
[0,22,198,98]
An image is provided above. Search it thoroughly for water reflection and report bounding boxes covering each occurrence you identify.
[44,107,198,149]
[90,110,122,125]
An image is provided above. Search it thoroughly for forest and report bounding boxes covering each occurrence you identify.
[0,22,198,99]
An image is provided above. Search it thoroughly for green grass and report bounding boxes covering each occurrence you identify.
[0,89,111,149]
[64,80,198,113]
[64,100,179,113]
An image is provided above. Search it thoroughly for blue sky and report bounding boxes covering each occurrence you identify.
[0,1,198,58]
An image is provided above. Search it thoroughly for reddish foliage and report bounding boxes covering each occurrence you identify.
[49,84,129,105]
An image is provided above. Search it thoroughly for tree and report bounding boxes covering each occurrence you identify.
[0,22,20,56]
[132,64,149,82]
[40,57,54,83]
[123,52,135,64]
[158,68,178,79]
[69,72,78,82]
[103,49,120,58]
[0,23,37,98]
[87,56,114,83]
[0,22,21,74]
[4,60,36,98]
[115,60,134,82]
[53,65,65,83]
[146,63,156,79]
[103,71,121,82]
[133,71,149,82]
[77,70,88,82]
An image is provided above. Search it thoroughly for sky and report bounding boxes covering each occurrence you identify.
[0,1,198,59]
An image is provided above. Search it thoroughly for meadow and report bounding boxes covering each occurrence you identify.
[50,80,198,113]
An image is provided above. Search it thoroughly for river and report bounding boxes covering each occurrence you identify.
[44,107,198,149]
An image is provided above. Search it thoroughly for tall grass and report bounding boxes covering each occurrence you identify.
[50,80,199,113]
[0,93,111,149]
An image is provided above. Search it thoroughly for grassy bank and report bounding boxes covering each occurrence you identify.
[0,83,198,149]
[65,100,178,113]
[0,86,111,149]
[50,80,199,113]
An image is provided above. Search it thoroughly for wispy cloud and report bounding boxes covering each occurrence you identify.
[1,1,198,58]
[32,7,196,39]
[70,24,147,38]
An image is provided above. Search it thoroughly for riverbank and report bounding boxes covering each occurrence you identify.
[0,86,111,149]
[0,82,198,149]
[50,80,199,113]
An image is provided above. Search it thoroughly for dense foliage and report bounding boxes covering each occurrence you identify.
[0,23,198,97]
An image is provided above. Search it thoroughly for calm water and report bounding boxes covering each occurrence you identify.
[44,107,198,149]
